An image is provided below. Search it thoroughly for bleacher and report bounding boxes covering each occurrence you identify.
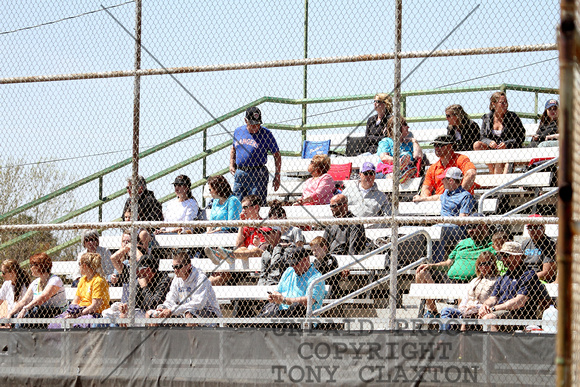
[1,84,560,332]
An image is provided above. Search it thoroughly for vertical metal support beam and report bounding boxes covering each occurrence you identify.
[202,128,207,207]
[389,0,403,330]
[400,95,406,117]
[128,0,143,328]
[301,0,309,144]
[98,176,103,223]
[556,1,574,385]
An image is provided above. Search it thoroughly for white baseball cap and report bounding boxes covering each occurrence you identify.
[444,167,463,180]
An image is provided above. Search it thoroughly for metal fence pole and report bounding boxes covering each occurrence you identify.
[128,0,143,328]
[301,0,309,143]
[389,0,403,330]
[556,1,575,385]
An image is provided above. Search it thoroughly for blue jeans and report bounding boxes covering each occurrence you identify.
[440,307,463,330]
[233,167,269,205]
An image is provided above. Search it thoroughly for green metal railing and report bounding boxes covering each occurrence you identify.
[0,83,559,257]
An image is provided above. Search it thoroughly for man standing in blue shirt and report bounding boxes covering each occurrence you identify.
[258,246,326,317]
[230,107,281,205]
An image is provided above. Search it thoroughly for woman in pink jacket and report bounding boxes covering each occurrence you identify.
[294,154,335,206]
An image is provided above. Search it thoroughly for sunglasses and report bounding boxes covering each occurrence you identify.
[527,225,543,230]
[362,171,375,176]
[173,183,187,187]
[445,114,454,118]
[479,261,493,267]
[373,100,384,104]
[172,263,186,270]
[330,203,343,208]
[433,143,451,148]
[242,204,255,210]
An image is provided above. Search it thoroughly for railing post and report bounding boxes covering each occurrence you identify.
[400,95,406,117]
[534,91,539,123]
[98,176,103,223]
[202,128,207,207]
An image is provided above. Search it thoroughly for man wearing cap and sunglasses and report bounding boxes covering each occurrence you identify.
[147,251,221,323]
[436,166,475,262]
[230,107,282,205]
[342,162,391,222]
[413,135,476,202]
[479,241,550,331]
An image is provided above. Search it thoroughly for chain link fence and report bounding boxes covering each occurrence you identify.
[0,0,563,385]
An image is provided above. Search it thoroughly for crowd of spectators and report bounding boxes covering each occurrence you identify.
[0,94,560,331]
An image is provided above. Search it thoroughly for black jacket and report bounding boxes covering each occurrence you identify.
[122,189,164,222]
[135,271,171,311]
[446,119,481,152]
[480,110,525,149]
[529,120,558,147]
[323,212,368,255]
[365,114,391,154]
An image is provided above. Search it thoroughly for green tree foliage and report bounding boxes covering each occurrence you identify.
[0,159,76,263]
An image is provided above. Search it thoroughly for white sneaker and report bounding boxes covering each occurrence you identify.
[205,247,221,265]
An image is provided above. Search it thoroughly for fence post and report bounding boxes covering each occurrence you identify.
[128,0,143,328]
[301,0,309,144]
[389,0,403,330]
[556,0,575,385]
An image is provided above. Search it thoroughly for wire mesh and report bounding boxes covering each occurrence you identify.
[0,0,562,385]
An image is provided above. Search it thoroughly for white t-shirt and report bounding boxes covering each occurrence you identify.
[0,280,27,315]
[29,275,67,308]
[162,198,199,232]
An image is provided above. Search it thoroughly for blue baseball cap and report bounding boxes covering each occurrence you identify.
[545,99,559,110]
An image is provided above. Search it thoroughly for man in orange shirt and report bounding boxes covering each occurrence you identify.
[413,135,477,202]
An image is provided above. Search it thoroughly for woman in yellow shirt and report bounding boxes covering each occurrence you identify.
[66,252,110,317]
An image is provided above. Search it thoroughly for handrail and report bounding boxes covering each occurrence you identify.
[0,140,233,253]
[305,229,432,318]
[477,156,559,213]
[501,186,559,217]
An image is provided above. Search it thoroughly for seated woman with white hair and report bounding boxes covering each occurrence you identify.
[72,230,113,284]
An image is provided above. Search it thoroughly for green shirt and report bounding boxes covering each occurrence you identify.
[447,237,494,281]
